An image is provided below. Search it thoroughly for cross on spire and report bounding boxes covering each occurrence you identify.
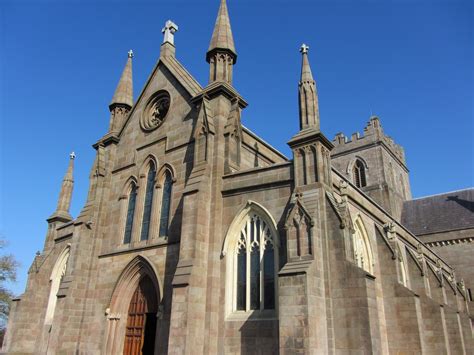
[300,44,309,54]
[128,50,134,58]
[162,20,179,45]
[70,151,76,160]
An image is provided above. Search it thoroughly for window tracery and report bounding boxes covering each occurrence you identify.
[233,212,277,313]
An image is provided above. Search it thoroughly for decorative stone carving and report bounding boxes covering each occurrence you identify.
[339,180,349,196]
[141,91,171,131]
[326,191,353,231]
[285,193,314,259]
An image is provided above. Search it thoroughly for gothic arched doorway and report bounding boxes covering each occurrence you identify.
[123,276,158,355]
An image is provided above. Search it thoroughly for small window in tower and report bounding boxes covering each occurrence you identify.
[353,159,367,188]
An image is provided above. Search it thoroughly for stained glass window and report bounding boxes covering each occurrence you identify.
[263,246,275,309]
[124,183,137,244]
[140,164,156,241]
[236,232,246,311]
[250,246,260,310]
[159,171,173,237]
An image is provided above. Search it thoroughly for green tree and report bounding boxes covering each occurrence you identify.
[0,238,18,343]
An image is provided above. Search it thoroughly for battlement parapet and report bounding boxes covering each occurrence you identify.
[332,116,405,163]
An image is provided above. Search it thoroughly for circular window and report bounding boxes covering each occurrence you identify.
[141,91,171,131]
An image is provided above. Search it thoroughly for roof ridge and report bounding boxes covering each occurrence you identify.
[409,187,473,201]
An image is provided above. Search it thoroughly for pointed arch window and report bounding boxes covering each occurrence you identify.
[45,246,70,325]
[353,159,367,188]
[234,213,277,312]
[123,183,137,244]
[159,170,173,237]
[352,218,374,274]
[141,163,156,241]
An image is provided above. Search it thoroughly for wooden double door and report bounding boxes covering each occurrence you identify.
[123,276,158,355]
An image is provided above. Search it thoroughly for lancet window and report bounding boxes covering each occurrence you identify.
[234,213,277,312]
[353,159,367,188]
[140,163,156,241]
[123,183,137,244]
[159,170,173,237]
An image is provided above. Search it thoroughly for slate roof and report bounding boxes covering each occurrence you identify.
[401,188,474,236]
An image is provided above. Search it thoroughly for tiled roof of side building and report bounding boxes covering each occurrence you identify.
[401,188,474,236]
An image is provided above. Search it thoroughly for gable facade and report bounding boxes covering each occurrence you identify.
[3,1,473,354]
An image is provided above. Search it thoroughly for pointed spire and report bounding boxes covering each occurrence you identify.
[298,44,320,131]
[110,50,134,110]
[300,44,314,82]
[48,153,75,223]
[206,0,237,83]
[207,0,237,62]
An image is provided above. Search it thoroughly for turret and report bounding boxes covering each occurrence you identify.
[47,152,75,223]
[108,50,134,132]
[206,0,237,84]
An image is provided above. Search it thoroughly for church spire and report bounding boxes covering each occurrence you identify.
[298,44,320,131]
[206,0,237,84]
[109,50,134,132]
[110,50,133,109]
[289,44,333,189]
[48,152,75,223]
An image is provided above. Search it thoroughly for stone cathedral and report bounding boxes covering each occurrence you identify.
[4,1,473,354]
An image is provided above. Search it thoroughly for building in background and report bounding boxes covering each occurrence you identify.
[4,0,473,353]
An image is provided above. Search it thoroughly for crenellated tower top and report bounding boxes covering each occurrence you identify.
[332,116,406,164]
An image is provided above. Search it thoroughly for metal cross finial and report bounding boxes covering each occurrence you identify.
[128,49,134,58]
[300,43,310,54]
[70,152,76,160]
[162,20,179,45]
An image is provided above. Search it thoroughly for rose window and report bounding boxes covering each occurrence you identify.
[141,91,171,131]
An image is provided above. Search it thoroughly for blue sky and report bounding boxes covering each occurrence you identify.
[1,0,472,295]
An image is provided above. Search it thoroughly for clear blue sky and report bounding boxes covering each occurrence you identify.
[1,0,473,296]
